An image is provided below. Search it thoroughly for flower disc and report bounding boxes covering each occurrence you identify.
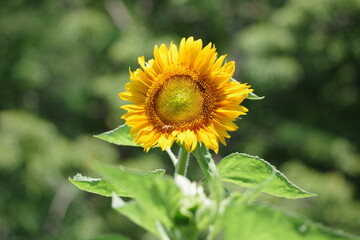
[120,37,253,153]
[154,75,204,125]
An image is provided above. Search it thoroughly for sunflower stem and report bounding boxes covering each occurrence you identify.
[192,143,219,180]
[175,146,190,176]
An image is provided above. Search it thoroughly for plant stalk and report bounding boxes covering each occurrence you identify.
[192,143,219,180]
[175,146,190,176]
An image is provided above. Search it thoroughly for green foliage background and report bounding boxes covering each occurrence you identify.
[0,0,359,239]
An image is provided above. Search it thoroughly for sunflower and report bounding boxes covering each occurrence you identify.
[119,37,252,153]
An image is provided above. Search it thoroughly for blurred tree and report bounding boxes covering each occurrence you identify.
[232,0,360,234]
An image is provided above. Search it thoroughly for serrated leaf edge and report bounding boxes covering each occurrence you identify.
[219,152,316,198]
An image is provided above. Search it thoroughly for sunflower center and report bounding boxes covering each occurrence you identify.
[155,76,204,124]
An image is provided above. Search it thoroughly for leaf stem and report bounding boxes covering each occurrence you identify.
[165,147,178,166]
[192,143,219,180]
[175,146,190,176]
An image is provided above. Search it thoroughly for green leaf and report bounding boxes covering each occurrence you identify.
[247,91,265,100]
[91,234,131,240]
[112,197,159,237]
[145,168,166,177]
[224,200,359,240]
[230,78,264,100]
[91,162,182,229]
[69,173,128,197]
[218,153,315,199]
[69,169,165,197]
[94,124,139,147]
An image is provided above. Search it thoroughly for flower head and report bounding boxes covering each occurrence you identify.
[120,37,252,153]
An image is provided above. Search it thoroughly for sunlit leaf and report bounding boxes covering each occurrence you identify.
[247,91,265,100]
[145,168,166,177]
[69,173,127,197]
[69,169,165,197]
[91,162,182,229]
[218,153,315,199]
[224,199,358,240]
[94,124,139,147]
[230,78,264,100]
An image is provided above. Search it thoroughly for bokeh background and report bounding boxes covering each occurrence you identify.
[1,0,359,239]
